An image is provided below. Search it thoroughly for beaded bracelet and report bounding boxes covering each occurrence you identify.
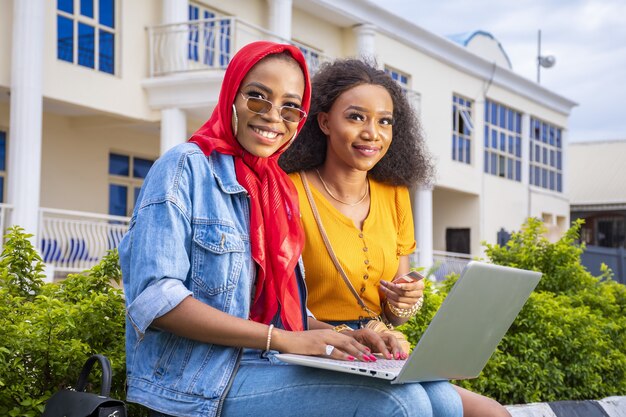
[265,324,274,352]
[387,296,424,318]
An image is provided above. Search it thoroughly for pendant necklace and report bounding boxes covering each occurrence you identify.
[315,169,369,207]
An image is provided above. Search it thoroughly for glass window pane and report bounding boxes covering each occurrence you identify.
[516,137,521,157]
[491,103,497,126]
[452,134,457,160]
[516,113,522,133]
[492,130,497,148]
[498,155,505,177]
[465,139,470,163]
[557,151,562,169]
[557,173,562,192]
[491,153,497,175]
[109,153,129,176]
[0,131,5,171]
[499,106,505,127]
[78,23,95,68]
[58,0,73,13]
[484,101,489,123]
[484,150,489,173]
[57,15,74,62]
[133,157,154,179]
[99,0,115,28]
[549,171,555,190]
[507,158,513,179]
[80,0,94,17]
[99,30,115,74]
[515,160,521,181]
[189,5,199,20]
[134,187,142,206]
[0,177,3,203]
[500,132,506,151]
[484,126,489,147]
[109,184,127,216]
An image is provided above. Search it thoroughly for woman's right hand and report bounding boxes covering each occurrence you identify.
[272,329,378,362]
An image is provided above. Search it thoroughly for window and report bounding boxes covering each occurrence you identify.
[452,95,473,164]
[108,153,154,217]
[446,228,470,254]
[596,216,625,248]
[529,117,563,192]
[385,67,409,91]
[188,3,231,67]
[484,100,521,181]
[57,0,116,74]
[0,131,6,203]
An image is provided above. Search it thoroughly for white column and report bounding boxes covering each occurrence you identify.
[161,108,187,155]
[7,0,45,238]
[353,23,376,61]
[162,0,188,23]
[267,0,292,40]
[161,0,188,73]
[412,185,434,270]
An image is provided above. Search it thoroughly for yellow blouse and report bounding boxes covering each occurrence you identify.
[290,172,416,321]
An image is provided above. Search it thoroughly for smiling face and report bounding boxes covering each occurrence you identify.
[318,83,394,172]
[233,56,305,158]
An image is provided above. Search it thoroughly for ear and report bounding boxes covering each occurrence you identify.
[317,112,330,136]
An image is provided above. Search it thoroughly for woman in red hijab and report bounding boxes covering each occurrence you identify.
[119,41,462,417]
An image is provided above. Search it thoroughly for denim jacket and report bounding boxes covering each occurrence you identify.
[119,142,308,417]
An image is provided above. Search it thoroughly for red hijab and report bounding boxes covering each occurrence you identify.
[189,42,311,331]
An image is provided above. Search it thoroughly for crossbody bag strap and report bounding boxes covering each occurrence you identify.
[300,171,378,318]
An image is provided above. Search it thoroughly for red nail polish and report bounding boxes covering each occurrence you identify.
[369,355,377,361]
[347,355,356,361]
[362,355,370,362]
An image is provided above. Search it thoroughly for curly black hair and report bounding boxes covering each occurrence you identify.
[279,58,434,187]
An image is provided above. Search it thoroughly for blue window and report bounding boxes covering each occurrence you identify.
[384,67,410,92]
[529,117,563,192]
[188,3,230,68]
[484,100,521,181]
[108,152,155,216]
[452,94,473,164]
[57,0,116,74]
[0,131,6,203]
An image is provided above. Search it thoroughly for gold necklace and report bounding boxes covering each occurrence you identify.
[315,169,369,207]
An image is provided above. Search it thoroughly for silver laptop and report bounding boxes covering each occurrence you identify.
[276,261,541,384]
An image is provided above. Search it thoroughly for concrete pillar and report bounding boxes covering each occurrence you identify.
[267,0,292,40]
[7,0,45,238]
[353,23,376,61]
[161,0,188,73]
[161,108,187,155]
[412,185,434,270]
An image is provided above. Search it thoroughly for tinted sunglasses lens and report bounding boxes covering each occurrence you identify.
[246,97,272,114]
[281,108,304,123]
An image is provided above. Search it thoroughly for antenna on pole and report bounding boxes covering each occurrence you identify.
[537,29,556,83]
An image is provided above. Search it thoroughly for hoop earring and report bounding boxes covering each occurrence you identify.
[232,104,238,137]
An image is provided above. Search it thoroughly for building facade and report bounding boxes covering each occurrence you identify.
[0,0,576,279]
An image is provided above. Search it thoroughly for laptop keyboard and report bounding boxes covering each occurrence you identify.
[313,356,406,371]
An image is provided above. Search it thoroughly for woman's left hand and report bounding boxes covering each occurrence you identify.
[379,277,424,310]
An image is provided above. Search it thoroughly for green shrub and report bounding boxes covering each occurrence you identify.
[0,226,146,416]
[400,218,626,404]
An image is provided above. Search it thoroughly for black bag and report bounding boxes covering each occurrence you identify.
[42,354,127,417]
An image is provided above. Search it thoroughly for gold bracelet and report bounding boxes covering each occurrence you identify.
[265,324,274,352]
[387,296,424,318]
[332,324,353,334]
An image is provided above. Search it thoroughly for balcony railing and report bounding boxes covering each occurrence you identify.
[38,208,130,274]
[147,17,332,77]
[431,250,473,281]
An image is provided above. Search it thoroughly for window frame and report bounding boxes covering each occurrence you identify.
[56,0,118,75]
[483,100,522,182]
[452,94,473,164]
[108,151,155,217]
[188,2,231,68]
[529,116,563,192]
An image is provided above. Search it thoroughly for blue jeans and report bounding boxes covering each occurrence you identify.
[149,349,462,417]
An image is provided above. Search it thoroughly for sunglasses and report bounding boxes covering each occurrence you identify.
[239,93,307,123]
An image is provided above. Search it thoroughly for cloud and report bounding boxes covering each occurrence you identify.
[383,0,626,141]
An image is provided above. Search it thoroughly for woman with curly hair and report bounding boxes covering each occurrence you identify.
[280,58,511,417]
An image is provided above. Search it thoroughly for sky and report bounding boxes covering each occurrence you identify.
[383,0,626,142]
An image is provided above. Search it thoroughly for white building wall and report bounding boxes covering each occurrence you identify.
[291,8,350,58]
[0,0,12,87]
